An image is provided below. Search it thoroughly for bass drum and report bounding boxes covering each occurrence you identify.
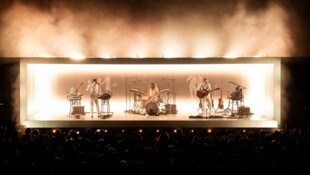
[99,91,112,100]
[145,102,159,115]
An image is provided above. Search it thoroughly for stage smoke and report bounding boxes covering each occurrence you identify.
[0,0,301,58]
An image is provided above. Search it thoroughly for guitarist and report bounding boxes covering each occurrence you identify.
[197,77,212,117]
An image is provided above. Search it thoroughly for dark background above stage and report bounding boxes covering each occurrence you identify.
[0,0,310,58]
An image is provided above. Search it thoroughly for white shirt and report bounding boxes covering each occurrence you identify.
[86,83,100,96]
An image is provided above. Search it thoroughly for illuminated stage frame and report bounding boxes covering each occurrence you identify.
[20,57,281,129]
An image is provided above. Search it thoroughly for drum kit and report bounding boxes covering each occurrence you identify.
[129,88,176,115]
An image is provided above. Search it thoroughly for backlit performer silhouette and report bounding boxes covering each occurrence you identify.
[82,78,101,118]
[102,76,111,92]
[186,74,202,100]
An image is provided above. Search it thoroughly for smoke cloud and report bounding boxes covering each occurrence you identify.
[0,0,304,58]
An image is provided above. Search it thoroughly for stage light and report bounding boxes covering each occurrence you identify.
[208,129,212,133]
[104,129,108,133]
[191,129,194,133]
[139,129,143,133]
[156,129,160,133]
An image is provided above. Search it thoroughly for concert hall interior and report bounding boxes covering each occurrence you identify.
[0,0,310,131]
[2,1,310,174]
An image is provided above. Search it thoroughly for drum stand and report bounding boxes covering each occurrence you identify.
[131,98,142,114]
[99,99,113,119]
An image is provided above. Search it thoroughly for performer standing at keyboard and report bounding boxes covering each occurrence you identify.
[82,78,101,118]
[197,77,212,117]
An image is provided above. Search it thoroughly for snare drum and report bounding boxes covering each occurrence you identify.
[145,102,159,115]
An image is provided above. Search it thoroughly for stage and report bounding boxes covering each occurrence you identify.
[18,57,281,129]
[22,109,278,129]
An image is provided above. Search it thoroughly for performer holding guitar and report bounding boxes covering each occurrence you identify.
[197,78,217,117]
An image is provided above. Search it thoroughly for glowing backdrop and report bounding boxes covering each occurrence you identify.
[22,60,277,122]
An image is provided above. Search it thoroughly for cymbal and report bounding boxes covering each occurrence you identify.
[130,89,139,93]
[160,89,170,93]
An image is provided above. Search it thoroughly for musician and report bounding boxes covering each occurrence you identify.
[197,77,212,117]
[186,74,202,100]
[67,87,81,105]
[147,82,159,103]
[229,86,243,100]
[102,76,111,92]
[67,87,78,98]
[82,78,101,118]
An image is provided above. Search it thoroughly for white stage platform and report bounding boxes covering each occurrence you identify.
[22,110,278,129]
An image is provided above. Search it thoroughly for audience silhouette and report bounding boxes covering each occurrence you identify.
[0,122,309,175]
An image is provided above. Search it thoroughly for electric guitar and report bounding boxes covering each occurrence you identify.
[196,88,220,98]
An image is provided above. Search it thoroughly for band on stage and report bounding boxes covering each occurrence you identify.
[66,77,247,118]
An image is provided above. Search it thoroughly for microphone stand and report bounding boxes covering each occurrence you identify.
[163,78,176,104]
[230,81,246,89]
[124,77,136,112]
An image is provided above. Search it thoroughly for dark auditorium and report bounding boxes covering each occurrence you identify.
[1,0,310,174]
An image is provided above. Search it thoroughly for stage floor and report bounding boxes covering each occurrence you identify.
[22,109,278,129]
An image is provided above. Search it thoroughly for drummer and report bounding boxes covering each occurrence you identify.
[138,82,160,110]
[147,82,159,103]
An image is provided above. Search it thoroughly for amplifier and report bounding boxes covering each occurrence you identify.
[237,106,251,115]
